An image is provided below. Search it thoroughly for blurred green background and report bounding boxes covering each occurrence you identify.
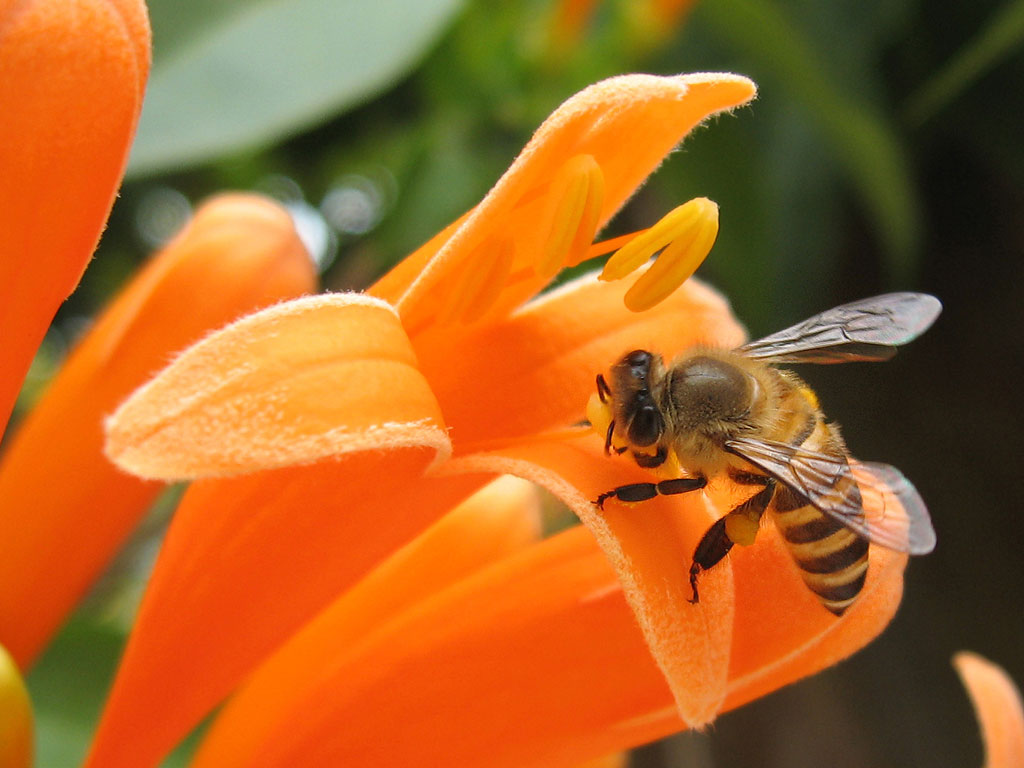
[10,0,1024,764]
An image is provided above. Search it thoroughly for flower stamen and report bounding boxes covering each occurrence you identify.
[599,197,719,312]
[438,236,517,325]
[537,154,605,279]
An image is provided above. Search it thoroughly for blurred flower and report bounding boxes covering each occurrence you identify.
[0,644,31,768]
[81,72,912,766]
[0,195,317,667]
[955,652,1024,768]
[549,0,698,54]
[0,0,150,436]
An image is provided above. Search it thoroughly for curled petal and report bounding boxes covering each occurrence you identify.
[191,476,543,767]
[84,457,485,768]
[0,193,315,667]
[443,433,911,728]
[0,0,150,434]
[722,519,906,709]
[384,72,756,329]
[105,294,449,479]
[955,652,1024,768]
[443,437,733,727]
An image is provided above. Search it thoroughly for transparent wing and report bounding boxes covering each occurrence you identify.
[724,436,936,554]
[736,293,942,364]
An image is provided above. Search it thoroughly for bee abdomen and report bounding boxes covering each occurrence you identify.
[772,491,869,616]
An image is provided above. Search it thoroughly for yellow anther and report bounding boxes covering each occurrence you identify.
[600,197,719,312]
[538,155,605,279]
[439,236,516,325]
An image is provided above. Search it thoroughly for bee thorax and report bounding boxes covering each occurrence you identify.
[664,355,756,433]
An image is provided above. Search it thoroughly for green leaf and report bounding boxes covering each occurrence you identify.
[128,0,465,178]
[27,620,125,767]
[903,0,1024,126]
[698,0,922,281]
[27,616,204,766]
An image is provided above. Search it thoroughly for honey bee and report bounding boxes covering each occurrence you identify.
[590,293,940,615]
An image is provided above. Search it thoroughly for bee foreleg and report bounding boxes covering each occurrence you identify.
[689,478,775,604]
[594,476,707,510]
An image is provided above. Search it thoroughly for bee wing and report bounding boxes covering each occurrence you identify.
[724,436,936,555]
[736,293,942,364]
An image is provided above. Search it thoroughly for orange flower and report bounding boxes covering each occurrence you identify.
[88,73,909,766]
[0,195,316,668]
[955,653,1024,768]
[0,0,151,437]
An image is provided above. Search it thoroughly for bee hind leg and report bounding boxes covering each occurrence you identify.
[689,478,775,604]
[688,516,734,604]
[594,476,706,510]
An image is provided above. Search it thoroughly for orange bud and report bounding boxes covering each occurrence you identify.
[0,0,151,435]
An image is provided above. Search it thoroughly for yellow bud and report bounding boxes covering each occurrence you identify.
[0,644,32,768]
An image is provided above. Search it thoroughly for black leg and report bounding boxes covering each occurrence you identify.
[596,374,612,403]
[688,516,733,604]
[688,477,775,604]
[595,475,707,509]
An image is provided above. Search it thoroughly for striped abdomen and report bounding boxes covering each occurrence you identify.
[770,469,869,616]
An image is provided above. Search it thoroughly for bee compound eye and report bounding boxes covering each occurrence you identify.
[627,403,663,447]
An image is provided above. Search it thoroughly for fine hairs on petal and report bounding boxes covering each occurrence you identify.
[105,293,451,480]
[392,73,756,327]
[439,441,733,728]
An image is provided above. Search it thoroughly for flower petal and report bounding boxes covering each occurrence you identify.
[191,526,676,768]
[0,194,315,668]
[414,272,745,450]
[84,456,486,768]
[105,293,449,479]
[954,652,1024,768]
[443,436,734,727]
[386,72,756,329]
[443,436,911,728]
[0,0,150,435]
[722,520,906,710]
[190,475,543,768]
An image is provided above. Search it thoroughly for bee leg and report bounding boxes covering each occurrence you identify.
[594,476,707,510]
[688,478,776,604]
[688,517,733,605]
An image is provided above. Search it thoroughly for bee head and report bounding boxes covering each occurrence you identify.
[610,349,666,448]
